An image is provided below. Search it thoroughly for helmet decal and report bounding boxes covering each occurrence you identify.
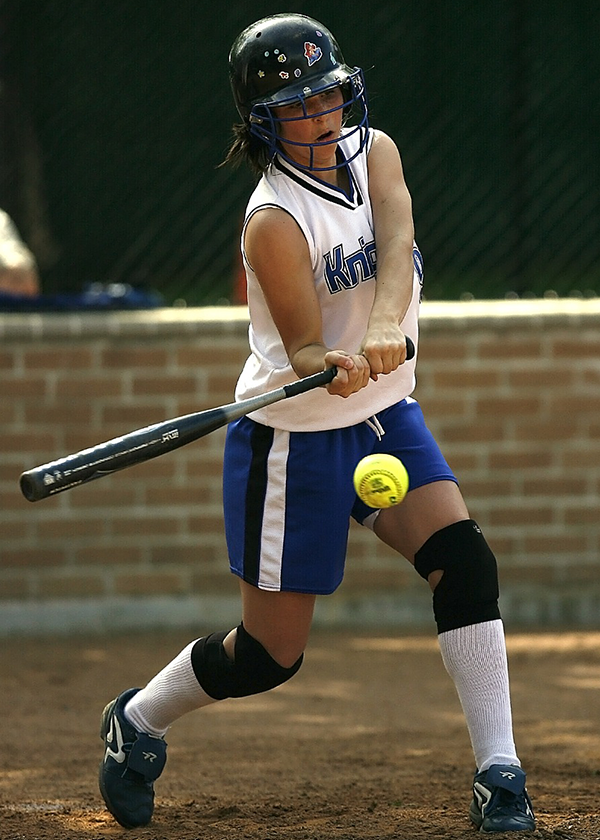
[304,42,323,66]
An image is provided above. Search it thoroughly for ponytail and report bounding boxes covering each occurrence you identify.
[220,122,273,177]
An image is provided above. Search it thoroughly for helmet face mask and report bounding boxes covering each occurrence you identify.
[249,69,368,171]
[229,14,369,172]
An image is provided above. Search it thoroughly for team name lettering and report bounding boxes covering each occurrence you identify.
[323,237,376,293]
[413,245,424,301]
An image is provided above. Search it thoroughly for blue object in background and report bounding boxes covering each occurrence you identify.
[0,283,164,311]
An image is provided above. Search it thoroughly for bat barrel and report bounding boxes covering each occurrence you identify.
[19,408,228,502]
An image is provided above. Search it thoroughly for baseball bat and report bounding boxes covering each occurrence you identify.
[20,337,414,502]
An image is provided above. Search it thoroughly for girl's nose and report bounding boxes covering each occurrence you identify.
[305,98,323,118]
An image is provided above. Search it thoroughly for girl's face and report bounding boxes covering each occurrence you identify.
[273,87,345,170]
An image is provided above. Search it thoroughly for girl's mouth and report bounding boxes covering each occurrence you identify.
[315,130,335,144]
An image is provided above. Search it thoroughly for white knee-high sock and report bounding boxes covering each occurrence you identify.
[124,640,218,737]
[437,619,520,772]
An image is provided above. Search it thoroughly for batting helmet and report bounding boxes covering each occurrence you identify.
[228,13,369,171]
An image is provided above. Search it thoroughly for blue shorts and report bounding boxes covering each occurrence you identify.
[222,398,457,595]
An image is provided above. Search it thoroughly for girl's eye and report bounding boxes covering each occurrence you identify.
[281,102,303,115]
[322,89,340,103]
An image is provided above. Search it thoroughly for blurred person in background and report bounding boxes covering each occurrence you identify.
[0,208,40,296]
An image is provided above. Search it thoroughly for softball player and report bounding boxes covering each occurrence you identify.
[99,14,535,833]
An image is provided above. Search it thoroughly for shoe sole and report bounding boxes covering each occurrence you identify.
[470,803,534,834]
[471,814,536,834]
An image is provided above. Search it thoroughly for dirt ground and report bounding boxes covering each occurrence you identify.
[1,628,600,840]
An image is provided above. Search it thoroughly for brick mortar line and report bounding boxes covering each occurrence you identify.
[2,300,600,341]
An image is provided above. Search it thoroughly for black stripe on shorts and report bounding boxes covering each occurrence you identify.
[243,422,274,586]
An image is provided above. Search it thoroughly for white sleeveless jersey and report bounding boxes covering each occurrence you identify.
[235,126,422,431]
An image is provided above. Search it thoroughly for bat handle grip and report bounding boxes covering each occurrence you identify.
[296,336,415,391]
[315,336,416,387]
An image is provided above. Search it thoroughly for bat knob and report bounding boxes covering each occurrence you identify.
[20,472,40,502]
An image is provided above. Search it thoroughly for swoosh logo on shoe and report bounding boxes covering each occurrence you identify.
[474,782,492,816]
[104,715,126,764]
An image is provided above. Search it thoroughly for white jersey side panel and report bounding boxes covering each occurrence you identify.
[236,127,422,431]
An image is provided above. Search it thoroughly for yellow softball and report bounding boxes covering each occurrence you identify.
[353,453,409,509]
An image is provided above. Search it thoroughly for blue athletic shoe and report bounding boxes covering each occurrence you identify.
[470,765,535,833]
[99,687,167,828]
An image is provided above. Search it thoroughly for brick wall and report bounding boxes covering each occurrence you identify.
[1,300,599,635]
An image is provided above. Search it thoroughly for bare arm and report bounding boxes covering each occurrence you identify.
[363,130,416,378]
[244,208,370,397]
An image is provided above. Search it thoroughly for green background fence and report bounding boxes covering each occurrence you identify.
[1,1,599,305]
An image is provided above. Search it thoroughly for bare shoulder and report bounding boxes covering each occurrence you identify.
[244,207,308,274]
[367,129,413,220]
[244,206,308,269]
[245,206,305,250]
[369,127,399,150]
[367,128,404,170]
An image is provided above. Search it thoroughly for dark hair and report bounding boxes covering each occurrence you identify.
[220,122,273,177]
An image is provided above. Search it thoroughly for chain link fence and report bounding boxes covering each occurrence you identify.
[2,1,599,306]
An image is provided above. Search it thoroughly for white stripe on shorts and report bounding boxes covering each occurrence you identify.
[257,429,290,590]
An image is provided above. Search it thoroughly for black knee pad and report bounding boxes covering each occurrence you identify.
[190,623,303,700]
[414,519,501,634]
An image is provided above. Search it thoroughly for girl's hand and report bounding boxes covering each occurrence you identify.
[324,351,371,397]
[361,323,409,381]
